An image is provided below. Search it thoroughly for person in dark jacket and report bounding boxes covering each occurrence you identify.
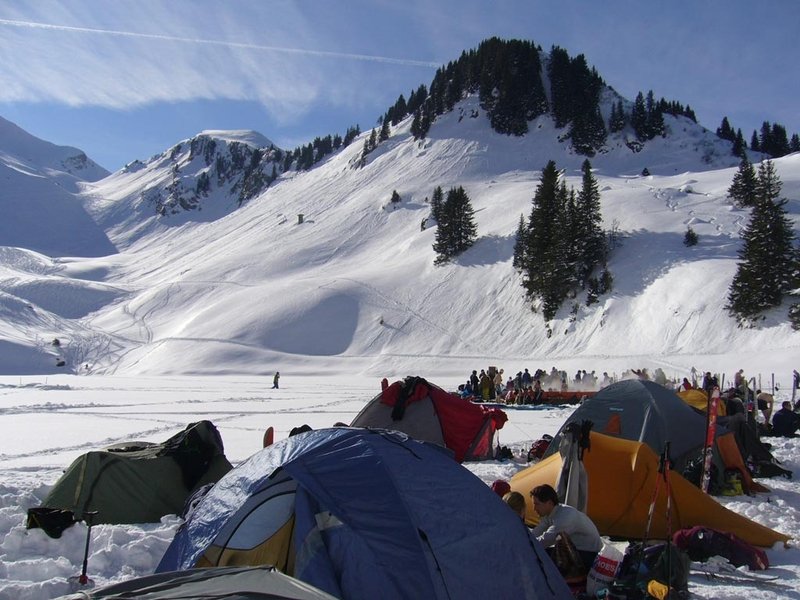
[772,402,800,437]
[272,371,280,389]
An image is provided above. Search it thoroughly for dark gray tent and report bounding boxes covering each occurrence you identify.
[28,421,232,533]
[56,566,338,600]
[544,379,709,473]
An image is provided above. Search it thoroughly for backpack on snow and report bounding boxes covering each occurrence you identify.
[672,526,769,571]
[608,542,690,599]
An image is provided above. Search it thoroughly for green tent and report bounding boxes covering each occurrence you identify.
[28,421,232,534]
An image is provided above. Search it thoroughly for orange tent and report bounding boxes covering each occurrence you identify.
[678,388,727,416]
[510,432,789,548]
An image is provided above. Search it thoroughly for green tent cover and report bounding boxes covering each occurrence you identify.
[28,420,232,531]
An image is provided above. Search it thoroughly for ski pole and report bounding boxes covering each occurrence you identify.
[663,442,673,597]
[78,511,98,585]
[642,452,663,544]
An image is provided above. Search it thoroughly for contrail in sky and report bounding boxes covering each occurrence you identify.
[0,18,441,68]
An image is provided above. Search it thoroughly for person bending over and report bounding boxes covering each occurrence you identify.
[530,484,602,572]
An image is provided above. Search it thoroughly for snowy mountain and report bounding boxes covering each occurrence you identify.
[0,80,798,377]
[84,129,282,246]
[0,115,114,258]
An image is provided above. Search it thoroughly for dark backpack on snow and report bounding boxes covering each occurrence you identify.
[672,526,769,571]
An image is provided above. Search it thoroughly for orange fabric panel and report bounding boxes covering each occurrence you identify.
[716,432,769,494]
[603,414,621,435]
[678,389,727,416]
[510,432,789,548]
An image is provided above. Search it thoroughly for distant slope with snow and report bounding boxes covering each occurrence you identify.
[0,95,798,377]
[0,116,115,259]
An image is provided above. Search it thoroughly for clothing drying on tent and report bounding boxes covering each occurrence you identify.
[512,431,790,548]
[349,376,508,462]
[157,427,571,600]
[57,566,338,600]
[27,421,232,535]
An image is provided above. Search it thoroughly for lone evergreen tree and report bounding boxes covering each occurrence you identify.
[683,226,699,246]
[433,186,477,265]
[727,160,797,321]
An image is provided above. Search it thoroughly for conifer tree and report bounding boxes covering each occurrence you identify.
[759,122,772,155]
[512,213,527,271]
[432,186,477,265]
[609,103,618,132]
[410,110,423,139]
[732,129,746,158]
[609,100,626,133]
[750,130,760,152]
[391,94,407,126]
[727,160,797,320]
[430,185,444,224]
[769,123,790,157]
[379,118,390,142]
[522,161,564,319]
[728,155,758,207]
[716,117,735,141]
[791,133,800,153]
[576,159,607,283]
[632,92,648,141]
[645,91,665,138]
[343,125,360,147]
[683,226,698,246]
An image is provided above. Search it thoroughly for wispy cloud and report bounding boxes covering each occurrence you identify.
[0,6,440,125]
[0,18,441,68]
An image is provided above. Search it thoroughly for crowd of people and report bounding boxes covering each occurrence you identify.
[457,366,617,404]
[455,364,800,431]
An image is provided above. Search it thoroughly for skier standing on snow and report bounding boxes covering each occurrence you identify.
[272,371,280,389]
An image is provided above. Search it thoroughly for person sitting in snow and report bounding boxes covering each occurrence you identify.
[772,401,800,437]
[529,484,602,575]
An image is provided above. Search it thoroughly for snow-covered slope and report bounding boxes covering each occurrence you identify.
[85,129,282,246]
[0,96,798,377]
[0,116,114,258]
[0,116,108,183]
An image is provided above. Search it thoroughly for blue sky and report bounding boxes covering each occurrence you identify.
[1,0,798,171]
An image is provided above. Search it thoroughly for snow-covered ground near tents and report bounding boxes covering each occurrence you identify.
[1,374,799,600]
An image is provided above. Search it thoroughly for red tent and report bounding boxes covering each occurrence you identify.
[350,377,508,462]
